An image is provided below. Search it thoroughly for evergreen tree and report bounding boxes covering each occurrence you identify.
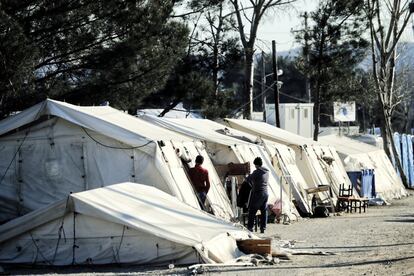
[295,0,369,140]
[0,0,188,117]
[147,0,245,119]
[142,39,245,119]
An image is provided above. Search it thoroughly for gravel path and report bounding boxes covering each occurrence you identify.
[4,192,414,276]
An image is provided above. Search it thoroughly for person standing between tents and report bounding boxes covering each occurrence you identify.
[246,157,269,233]
[189,155,210,207]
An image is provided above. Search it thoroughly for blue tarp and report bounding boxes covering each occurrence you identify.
[347,171,359,191]
[347,170,376,198]
[362,169,376,198]
[401,134,410,183]
[408,135,414,188]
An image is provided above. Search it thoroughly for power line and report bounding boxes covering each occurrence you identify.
[253,79,309,103]
[82,128,153,150]
[229,73,309,118]
[229,82,277,117]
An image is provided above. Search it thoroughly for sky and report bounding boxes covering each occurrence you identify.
[177,0,414,54]
[255,0,318,53]
[255,0,414,53]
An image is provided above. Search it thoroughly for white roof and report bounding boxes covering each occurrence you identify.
[319,135,382,155]
[224,119,314,146]
[137,103,202,118]
[0,99,194,155]
[0,183,250,264]
[141,116,254,147]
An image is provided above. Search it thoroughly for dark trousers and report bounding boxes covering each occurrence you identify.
[247,192,268,231]
[198,192,207,206]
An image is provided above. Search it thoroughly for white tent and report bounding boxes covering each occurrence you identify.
[348,134,383,149]
[141,116,300,220]
[319,135,407,201]
[261,142,313,214]
[224,119,354,204]
[181,120,312,215]
[137,103,202,118]
[205,122,313,215]
[0,183,250,265]
[0,100,233,223]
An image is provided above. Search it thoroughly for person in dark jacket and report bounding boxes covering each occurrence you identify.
[246,157,269,233]
[237,180,251,211]
[189,155,210,206]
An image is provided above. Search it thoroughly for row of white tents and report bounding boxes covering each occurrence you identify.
[0,99,408,266]
[224,119,407,203]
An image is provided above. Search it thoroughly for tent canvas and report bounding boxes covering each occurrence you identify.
[350,134,383,149]
[141,116,300,220]
[0,100,233,223]
[136,103,202,118]
[187,121,312,215]
[262,142,313,214]
[224,119,354,203]
[0,183,250,265]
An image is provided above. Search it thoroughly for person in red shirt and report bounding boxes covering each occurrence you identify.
[189,155,210,207]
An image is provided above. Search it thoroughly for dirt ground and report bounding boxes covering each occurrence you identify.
[4,192,414,276]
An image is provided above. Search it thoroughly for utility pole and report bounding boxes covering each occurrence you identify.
[272,40,280,127]
[249,59,254,118]
[304,12,311,103]
[261,51,267,122]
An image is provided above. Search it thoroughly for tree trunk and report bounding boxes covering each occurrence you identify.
[313,81,321,141]
[313,28,326,142]
[159,98,181,117]
[212,44,219,95]
[211,4,223,96]
[378,97,409,187]
[312,98,320,141]
[404,105,409,134]
[243,48,254,119]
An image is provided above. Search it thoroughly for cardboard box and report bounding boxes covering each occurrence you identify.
[237,239,272,255]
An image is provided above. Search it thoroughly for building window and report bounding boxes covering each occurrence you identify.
[304,109,308,119]
[290,109,295,119]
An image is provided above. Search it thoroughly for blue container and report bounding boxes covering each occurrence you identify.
[347,170,376,198]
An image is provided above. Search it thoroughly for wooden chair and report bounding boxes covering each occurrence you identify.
[337,184,368,213]
[336,184,353,212]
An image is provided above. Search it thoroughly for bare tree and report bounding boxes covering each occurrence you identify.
[229,0,295,119]
[391,45,414,134]
[365,0,414,187]
[203,2,229,94]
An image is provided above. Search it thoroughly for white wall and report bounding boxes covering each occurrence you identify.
[265,103,314,138]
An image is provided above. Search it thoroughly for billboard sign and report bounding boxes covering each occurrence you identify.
[333,101,356,122]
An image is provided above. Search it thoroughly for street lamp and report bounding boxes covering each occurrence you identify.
[264,69,283,80]
[262,70,283,122]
